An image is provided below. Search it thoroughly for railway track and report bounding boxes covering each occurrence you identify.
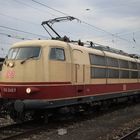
[119,127,140,140]
[0,121,46,140]
[0,102,139,140]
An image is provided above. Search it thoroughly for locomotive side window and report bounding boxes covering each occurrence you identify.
[120,70,129,78]
[107,57,118,67]
[89,53,139,79]
[89,54,106,66]
[130,71,138,78]
[119,59,129,68]
[50,48,65,61]
[91,67,106,78]
[129,62,137,69]
[108,69,119,78]
[138,63,140,70]
[139,71,140,78]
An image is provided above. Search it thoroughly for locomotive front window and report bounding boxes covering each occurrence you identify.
[8,47,41,60]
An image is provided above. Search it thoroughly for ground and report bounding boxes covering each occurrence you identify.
[18,103,140,140]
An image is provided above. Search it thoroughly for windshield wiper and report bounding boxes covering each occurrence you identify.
[20,56,37,64]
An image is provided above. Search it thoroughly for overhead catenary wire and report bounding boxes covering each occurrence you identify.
[8,0,137,44]
[13,0,57,17]
[31,0,135,44]
[0,32,32,40]
[31,0,69,16]
[0,12,40,27]
[0,25,47,38]
[0,0,138,50]
[0,1,74,39]
[31,0,111,33]
[116,30,140,36]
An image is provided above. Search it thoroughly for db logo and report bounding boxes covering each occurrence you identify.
[6,70,15,78]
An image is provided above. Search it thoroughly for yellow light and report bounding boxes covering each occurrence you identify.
[9,62,14,67]
[26,88,31,94]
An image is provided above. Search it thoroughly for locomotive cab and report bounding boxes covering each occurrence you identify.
[0,40,72,99]
[0,40,73,121]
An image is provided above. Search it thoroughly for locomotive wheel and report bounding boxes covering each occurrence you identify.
[10,110,33,122]
[9,110,17,121]
[9,110,24,122]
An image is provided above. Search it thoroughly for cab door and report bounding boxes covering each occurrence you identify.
[49,47,67,82]
[72,49,85,95]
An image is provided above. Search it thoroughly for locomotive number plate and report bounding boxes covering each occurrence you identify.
[3,87,17,93]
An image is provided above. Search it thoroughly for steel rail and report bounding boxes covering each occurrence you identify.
[0,120,46,140]
[119,127,140,140]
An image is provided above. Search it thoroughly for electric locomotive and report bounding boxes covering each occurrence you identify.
[0,39,140,121]
[0,16,140,121]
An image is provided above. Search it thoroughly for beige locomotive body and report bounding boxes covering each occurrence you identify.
[0,39,140,122]
[1,39,140,85]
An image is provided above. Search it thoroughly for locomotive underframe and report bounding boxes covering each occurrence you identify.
[1,89,140,122]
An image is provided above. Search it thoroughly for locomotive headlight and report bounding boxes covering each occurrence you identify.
[26,88,31,94]
[26,87,40,94]
[8,62,14,67]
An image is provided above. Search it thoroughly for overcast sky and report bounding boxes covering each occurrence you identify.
[0,0,140,57]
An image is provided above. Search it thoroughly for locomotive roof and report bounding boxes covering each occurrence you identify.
[69,42,139,62]
[12,39,68,48]
[12,39,140,63]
